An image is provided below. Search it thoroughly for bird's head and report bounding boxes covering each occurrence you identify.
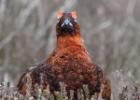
[56,10,80,37]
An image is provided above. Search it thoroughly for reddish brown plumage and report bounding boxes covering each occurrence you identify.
[17,11,111,100]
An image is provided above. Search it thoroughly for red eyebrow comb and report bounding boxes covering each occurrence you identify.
[57,10,63,19]
[71,11,77,19]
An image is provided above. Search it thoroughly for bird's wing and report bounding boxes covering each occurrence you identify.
[17,63,60,96]
[17,66,36,95]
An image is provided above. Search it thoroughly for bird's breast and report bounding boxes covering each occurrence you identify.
[46,45,95,90]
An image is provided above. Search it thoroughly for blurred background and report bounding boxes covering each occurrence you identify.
[0,0,140,99]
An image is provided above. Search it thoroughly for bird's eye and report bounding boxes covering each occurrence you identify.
[74,19,77,22]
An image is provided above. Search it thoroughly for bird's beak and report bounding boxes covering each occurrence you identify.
[61,18,73,28]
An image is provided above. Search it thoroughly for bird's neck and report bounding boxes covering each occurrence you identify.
[56,34,84,49]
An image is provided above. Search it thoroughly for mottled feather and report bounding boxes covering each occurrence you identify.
[17,11,111,100]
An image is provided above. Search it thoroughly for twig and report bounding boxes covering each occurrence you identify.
[0,32,16,50]
[16,0,39,29]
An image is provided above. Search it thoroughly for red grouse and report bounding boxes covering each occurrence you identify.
[17,11,111,100]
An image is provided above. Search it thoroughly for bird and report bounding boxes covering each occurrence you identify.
[17,10,111,100]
